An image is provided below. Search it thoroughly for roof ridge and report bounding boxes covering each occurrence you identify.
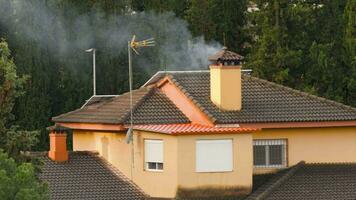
[245,75,356,113]
[250,161,305,200]
[167,74,218,123]
[305,162,356,165]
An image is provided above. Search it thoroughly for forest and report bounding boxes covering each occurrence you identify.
[0,0,355,152]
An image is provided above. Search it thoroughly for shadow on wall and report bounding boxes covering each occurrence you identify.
[175,186,250,200]
[101,136,109,160]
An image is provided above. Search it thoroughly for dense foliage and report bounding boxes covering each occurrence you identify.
[0,40,39,160]
[0,151,48,200]
[0,0,354,151]
[0,39,47,199]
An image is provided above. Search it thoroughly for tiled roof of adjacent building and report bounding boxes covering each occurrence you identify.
[149,71,356,124]
[52,87,189,125]
[39,151,147,200]
[247,162,356,200]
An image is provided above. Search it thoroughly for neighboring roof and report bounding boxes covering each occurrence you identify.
[149,71,356,124]
[247,162,356,200]
[53,88,189,125]
[133,123,258,135]
[39,151,146,200]
[208,47,244,63]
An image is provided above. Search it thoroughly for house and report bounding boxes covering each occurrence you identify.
[46,47,356,199]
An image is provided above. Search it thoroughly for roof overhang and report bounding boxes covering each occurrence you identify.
[239,120,356,129]
[131,123,259,135]
[56,122,126,132]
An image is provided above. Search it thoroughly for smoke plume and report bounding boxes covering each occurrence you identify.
[0,0,222,72]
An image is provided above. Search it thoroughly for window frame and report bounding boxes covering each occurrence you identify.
[253,139,287,168]
[144,139,164,172]
[195,139,233,173]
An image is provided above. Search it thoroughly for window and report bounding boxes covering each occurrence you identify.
[253,139,287,168]
[144,140,163,171]
[196,139,233,172]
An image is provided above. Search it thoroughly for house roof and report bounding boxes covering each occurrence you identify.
[38,151,147,200]
[133,123,258,135]
[151,71,356,124]
[53,70,356,127]
[247,162,356,200]
[52,88,189,125]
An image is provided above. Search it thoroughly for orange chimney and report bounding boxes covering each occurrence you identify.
[48,126,68,162]
[208,47,244,111]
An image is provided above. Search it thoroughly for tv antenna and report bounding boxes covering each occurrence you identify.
[126,35,155,179]
[125,35,155,144]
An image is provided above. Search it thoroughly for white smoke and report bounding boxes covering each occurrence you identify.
[0,0,222,71]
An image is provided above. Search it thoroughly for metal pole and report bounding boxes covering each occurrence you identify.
[93,49,96,96]
[128,43,133,131]
[128,41,134,179]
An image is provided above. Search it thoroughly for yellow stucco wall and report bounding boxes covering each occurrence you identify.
[72,130,131,176]
[210,66,242,111]
[72,130,253,198]
[131,131,179,198]
[177,133,253,191]
[72,130,178,198]
[253,126,356,173]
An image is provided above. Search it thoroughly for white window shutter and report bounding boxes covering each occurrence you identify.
[196,139,233,172]
[145,140,163,163]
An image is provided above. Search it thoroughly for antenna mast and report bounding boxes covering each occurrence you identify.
[85,48,97,96]
[126,35,155,179]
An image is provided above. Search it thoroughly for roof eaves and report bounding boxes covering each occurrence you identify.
[52,108,85,123]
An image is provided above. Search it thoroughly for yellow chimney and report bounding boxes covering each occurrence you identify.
[208,47,243,111]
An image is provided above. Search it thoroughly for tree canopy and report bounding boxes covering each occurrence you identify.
[0,151,48,200]
[0,39,46,199]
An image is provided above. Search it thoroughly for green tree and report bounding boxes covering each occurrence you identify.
[0,39,27,134]
[0,151,48,200]
[0,39,39,160]
[246,0,354,106]
[344,0,356,106]
[186,0,248,52]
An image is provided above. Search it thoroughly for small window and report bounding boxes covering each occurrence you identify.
[196,139,233,172]
[144,140,163,171]
[253,139,287,168]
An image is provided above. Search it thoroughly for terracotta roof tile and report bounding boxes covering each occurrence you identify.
[39,151,147,200]
[132,123,258,135]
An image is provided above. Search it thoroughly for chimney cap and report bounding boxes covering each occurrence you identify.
[47,124,70,133]
[208,47,244,65]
